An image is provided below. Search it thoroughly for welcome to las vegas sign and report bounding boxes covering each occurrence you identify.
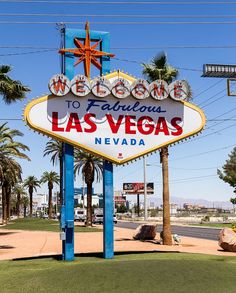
[24,71,206,165]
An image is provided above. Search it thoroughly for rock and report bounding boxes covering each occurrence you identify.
[133,224,157,240]
[219,228,236,252]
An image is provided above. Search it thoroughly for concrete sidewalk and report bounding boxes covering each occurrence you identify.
[0,226,235,260]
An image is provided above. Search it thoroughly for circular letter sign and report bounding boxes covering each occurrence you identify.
[111,78,131,99]
[149,80,169,100]
[131,79,149,100]
[91,77,111,97]
[169,80,189,101]
[71,75,90,97]
[48,74,71,96]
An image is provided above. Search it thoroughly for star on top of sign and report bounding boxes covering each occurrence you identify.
[59,22,115,78]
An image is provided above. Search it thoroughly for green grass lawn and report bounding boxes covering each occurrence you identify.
[0,218,101,233]
[192,223,234,228]
[0,253,235,293]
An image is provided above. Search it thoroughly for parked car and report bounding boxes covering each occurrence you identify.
[92,214,118,224]
[42,214,49,219]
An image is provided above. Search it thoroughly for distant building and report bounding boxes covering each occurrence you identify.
[170,203,178,215]
[183,203,205,211]
[149,202,155,209]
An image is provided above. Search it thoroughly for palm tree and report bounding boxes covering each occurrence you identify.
[0,65,30,104]
[0,158,22,223]
[0,123,30,223]
[13,184,27,218]
[142,52,191,245]
[21,195,29,217]
[74,149,103,226]
[43,139,63,205]
[40,171,60,219]
[230,198,236,214]
[0,123,30,163]
[23,176,40,217]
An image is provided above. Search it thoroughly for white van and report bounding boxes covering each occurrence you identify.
[74,208,86,222]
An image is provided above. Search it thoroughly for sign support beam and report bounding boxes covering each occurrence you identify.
[62,28,75,261]
[101,32,114,259]
[103,160,114,259]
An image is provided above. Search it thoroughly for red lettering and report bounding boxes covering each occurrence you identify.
[134,84,147,96]
[96,81,106,94]
[65,113,82,132]
[155,117,169,135]
[52,77,67,94]
[76,80,85,93]
[171,117,183,136]
[52,112,64,132]
[106,114,123,133]
[174,84,182,99]
[114,81,125,95]
[84,113,97,133]
[137,116,154,135]
[152,83,165,98]
[125,115,136,134]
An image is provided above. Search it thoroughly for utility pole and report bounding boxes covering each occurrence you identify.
[143,157,148,221]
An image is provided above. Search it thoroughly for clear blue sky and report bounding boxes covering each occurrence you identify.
[0,0,236,204]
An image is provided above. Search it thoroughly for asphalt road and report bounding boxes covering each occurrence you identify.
[116,221,220,241]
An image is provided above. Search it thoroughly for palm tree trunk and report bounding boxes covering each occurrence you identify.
[6,185,11,221]
[160,146,172,245]
[2,185,7,224]
[16,192,20,218]
[29,190,33,217]
[48,187,53,219]
[59,155,63,206]
[86,183,92,227]
[24,204,27,218]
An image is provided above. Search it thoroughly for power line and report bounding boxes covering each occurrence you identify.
[2,1,236,5]
[169,175,217,184]
[184,122,236,144]
[194,79,224,98]
[3,21,236,24]
[201,93,227,109]
[0,118,22,120]
[208,106,236,121]
[208,119,236,121]
[0,49,56,56]
[197,88,226,107]
[1,45,236,50]
[173,143,236,161]
[147,164,219,170]
[170,174,217,182]
[3,13,236,18]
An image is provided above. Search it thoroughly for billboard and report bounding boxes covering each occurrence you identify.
[24,71,205,165]
[123,182,154,195]
[203,64,236,78]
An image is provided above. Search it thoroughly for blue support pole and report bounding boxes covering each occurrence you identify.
[101,33,114,259]
[61,28,75,261]
[60,26,113,260]
[63,143,74,261]
[103,161,114,259]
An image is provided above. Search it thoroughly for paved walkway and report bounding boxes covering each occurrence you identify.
[0,226,235,260]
